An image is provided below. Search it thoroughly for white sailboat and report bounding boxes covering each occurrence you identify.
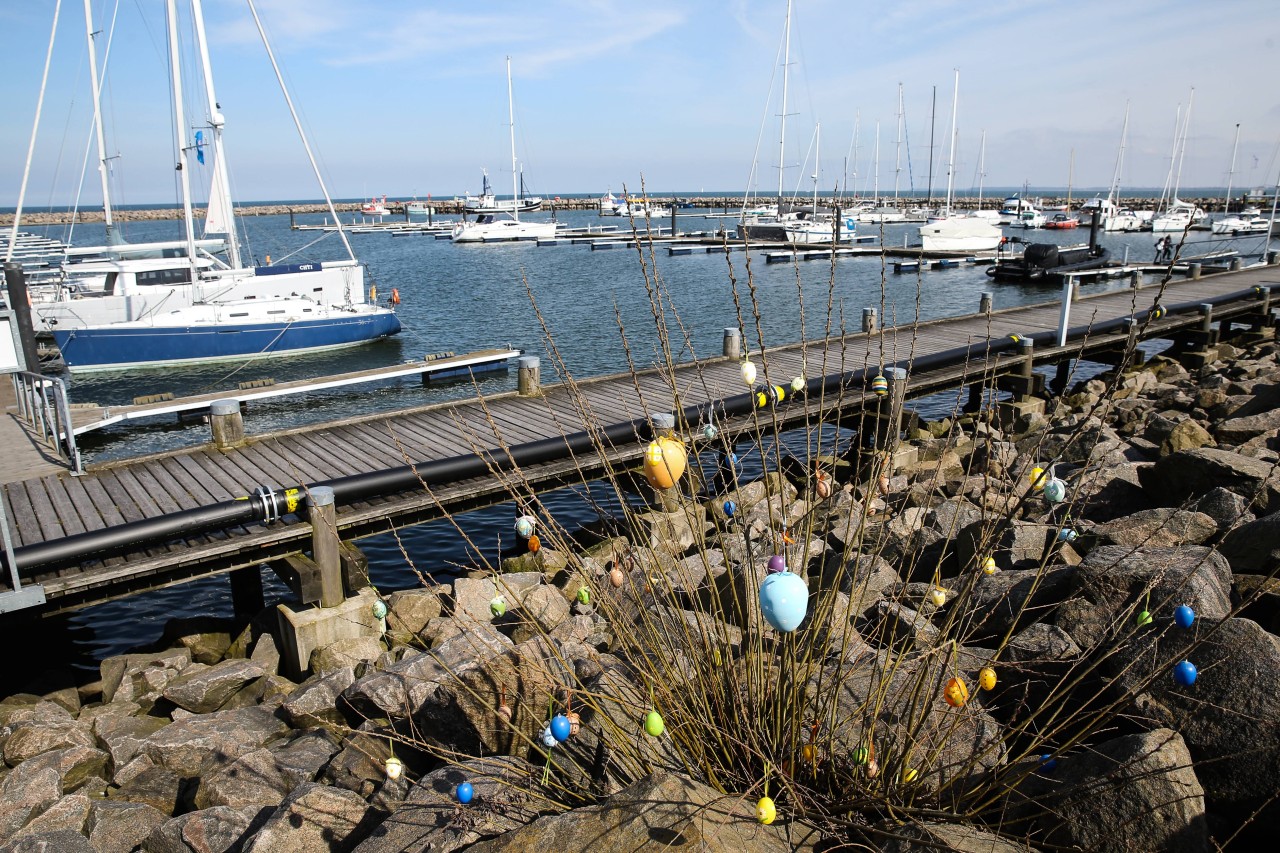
[918,70,1003,252]
[48,0,399,371]
[1151,92,1207,232]
[452,58,555,244]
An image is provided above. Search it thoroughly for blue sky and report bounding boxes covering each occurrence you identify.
[3,0,1279,207]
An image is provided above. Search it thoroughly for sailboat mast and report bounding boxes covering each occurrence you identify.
[944,69,959,215]
[507,56,519,222]
[872,121,880,206]
[926,85,936,206]
[190,0,241,268]
[83,0,115,242]
[1157,105,1181,215]
[6,0,61,264]
[894,84,903,205]
[777,0,792,206]
[165,0,199,269]
[976,129,987,211]
[1107,102,1130,207]
[1172,88,1195,202]
[1223,122,1241,217]
[813,122,820,212]
[1067,148,1074,213]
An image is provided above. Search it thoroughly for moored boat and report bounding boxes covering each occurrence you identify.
[1042,213,1079,230]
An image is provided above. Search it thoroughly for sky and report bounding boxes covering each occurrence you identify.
[3,0,1279,208]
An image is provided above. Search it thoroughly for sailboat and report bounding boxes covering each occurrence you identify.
[1151,92,1207,232]
[49,0,399,371]
[917,70,1003,252]
[737,0,850,245]
[462,169,543,214]
[1043,151,1080,229]
[452,58,555,244]
[1083,104,1149,232]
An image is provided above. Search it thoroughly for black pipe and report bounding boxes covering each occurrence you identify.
[7,285,1268,575]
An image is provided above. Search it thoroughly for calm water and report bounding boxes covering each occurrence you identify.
[11,209,1269,679]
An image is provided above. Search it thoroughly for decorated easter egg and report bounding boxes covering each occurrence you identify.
[550,714,571,742]
[815,474,832,499]
[759,571,809,632]
[644,436,688,489]
[755,388,769,409]
[982,556,998,575]
[723,500,737,518]
[702,423,719,441]
[1043,477,1067,504]
[456,781,474,803]
[567,711,581,736]
[791,375,806,393]
[515,515,536,539]
[929,587,947,607]
[1029,467,1046,490]
[371,598,388,620]
[741,360,757,385]
[609,566,625,587]
[1058,527,1078,543]
[944,677,969,708]
[1174,605,1195,629]
[1136,609,1153,627]
[802,743,817,763]
[496,701,512,724]
[541,724,557,748]
[866,758,880,778]
[852,745,869,765]
[489,596,507,618]
[577,586,591,605]
[871,375,889,396]
[756,796,776,825]
[384,756,403,780]
[528,534,541,553]
[1173,660,1198,687]
[767,554,786,574]
[979,667,997,691]
[644,710,665,737]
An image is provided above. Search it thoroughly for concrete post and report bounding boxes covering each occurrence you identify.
[1230,257,1243,271]
[722,328,741,359]
[209,399,245,450]
[1200,303,1214,334]
[4,262,40,373]
[517,355,541,396]
[1188,262,1202,280]
[308,486,343,608]
[979,291,993,314]
[862,307,878,334]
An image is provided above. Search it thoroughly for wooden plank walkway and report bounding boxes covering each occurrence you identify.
[3,266,1278,613]
[0,381,71,483]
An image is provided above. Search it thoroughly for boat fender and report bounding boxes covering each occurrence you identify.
[390,288,401,305]
[370,285,377,302]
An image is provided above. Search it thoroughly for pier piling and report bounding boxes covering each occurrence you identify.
[862,308,878,334]
[979,291,992,315]
[517,356,541,397]
[722,328,742,359]
[209,399,245,450]
[309,486,343,608]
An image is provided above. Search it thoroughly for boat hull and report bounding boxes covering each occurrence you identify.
[919,217,1003,252]
[53,310,401,372]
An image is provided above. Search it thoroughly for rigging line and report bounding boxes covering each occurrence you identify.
[742,4,788,209]
[10,0,65,263]
[190,319,297,396]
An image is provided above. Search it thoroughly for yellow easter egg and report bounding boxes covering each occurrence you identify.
[1029,467,1046,490]
[979,666,997,691]
[643,436,687,489]
[756,796,776,825]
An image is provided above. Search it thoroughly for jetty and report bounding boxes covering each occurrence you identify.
[2,264,1277,615]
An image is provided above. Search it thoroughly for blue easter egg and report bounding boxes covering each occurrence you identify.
[723,500,737,517]
[759,570,809,632]
[1057,528,1077,543]
[767,554,786,574]
[1039,754,1058,772]
[1173,660,1198,687]
[702,423,718,441]
[515,516,535,539]
[456,782,474,804]
[371,599,388,620]
[550,714,571,742]
[1174,605,1195,629]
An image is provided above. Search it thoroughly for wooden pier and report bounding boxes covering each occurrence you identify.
[2,266,1277,615]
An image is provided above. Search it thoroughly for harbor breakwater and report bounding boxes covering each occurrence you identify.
[1,195,1235,227]
[1,331,1278,850]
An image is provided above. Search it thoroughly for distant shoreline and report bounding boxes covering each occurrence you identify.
[1,194,1254,227]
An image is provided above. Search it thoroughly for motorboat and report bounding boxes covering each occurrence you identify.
[599,191,622,216]
[361,195,390,217]
[611,197,672,219]
[406,200,433,217]
[987,241,1110,283]
[1211,215,1272,235]
[737,208,852,244]
[1017,209,1046,229]
[1042,213,1080,230]
[997,195,1041,225]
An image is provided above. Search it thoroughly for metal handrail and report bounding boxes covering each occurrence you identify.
[9,371,82,475]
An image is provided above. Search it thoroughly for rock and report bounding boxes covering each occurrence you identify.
[0,746,109,797]
[858,601,939,653]
[242,782,379,853]
[194,748,296,811]
[956,521,1057,573]
[1235,574,1280,634]
[1094,508,1217,548]
[383,588,444,643]
[1162,418,1214,455]
[87,801,169,853]
[351,756,540,853]
[1055,545,1233,651]
[1219,511,1280,572]
[1005,729,1206,852]
[109,765,183,816]
[877,822,1039,852]
[1139,448,1280,512]
[2,717,96,766]
[143,805,271,853]
[100,649,191,706]
[310,637,384,675]
[248,634,280,675]
[78,700,142,729]
[818,553,901,611]
[452,577,501,623]
[514,584,571,636]
[1006,622,1082,664]
[321,724,398,802]
[13,793,91,837]
[93,714,169,769]
[967,567,1076,641]
[0,830,95,852]
[1215,407,1280,444]
[0,760,61,842]
[280,667,355,732]
[343,623,511,723]
[629,507,705,554]
[269,730,341,786]
[1190,486,1253,532]
[161,659,265,714]
[174,632,233,667]
[465,770,820,853]
[140,707,290,775]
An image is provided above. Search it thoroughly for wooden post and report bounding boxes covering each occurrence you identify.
[209,399,245,450]
[884,367,907,452]
[722,328,741,359]
[979,291,993,315]
[1018,338,1035,402]
[517,355,541,396]
[862,307,878,334]
[4,262,41,373]
[1188,262,1202,280]
[1130,270,1141,289]
[1253,285,1272,333]
[1231,257,1243,271]
[308,486,343,608]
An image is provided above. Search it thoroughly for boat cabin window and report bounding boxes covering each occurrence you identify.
[477,214,494,224]
[135,267,193,287]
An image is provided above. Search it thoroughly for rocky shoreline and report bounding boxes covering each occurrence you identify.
[3,334,1280,851]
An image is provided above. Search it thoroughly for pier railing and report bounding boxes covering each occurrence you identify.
[10,371,82,475]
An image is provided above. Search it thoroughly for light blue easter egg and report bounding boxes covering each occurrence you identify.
[1043,478,1067,504]
[759,570,809,632]
[702,423,719,441]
